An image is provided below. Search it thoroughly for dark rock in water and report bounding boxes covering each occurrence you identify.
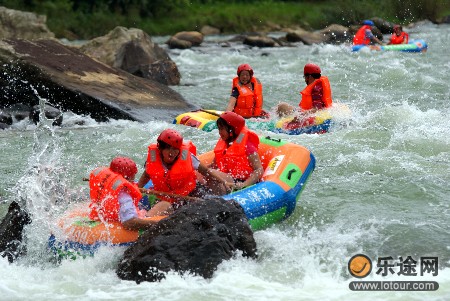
[0,201,32,263]
[0,110,13,125]
[29,104,63,126]
[137,60,181,86]
[116,198,257,283]
[0,38,196,123]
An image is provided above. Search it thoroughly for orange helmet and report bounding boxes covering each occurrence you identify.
[304,63,321,75]
[219,111,245,135]
[110,157,138,179]
[157,129,183,149]
[237,64,254,77]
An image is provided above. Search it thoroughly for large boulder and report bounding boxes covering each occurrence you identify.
[285,28,327,45]
[320,24,352,44]
[167,31,204,49]
[79,26,180,85]
[0,6,55,40]
[116,198,257,283]
[0,38,195,123]
[0,201,32,263]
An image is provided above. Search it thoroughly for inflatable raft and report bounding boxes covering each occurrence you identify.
[352,39,428,53]
[49,136,315,258]
[173,105,350,135]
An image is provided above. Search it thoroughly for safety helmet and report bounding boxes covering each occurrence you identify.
[110,157,138,179]
[237,64,254,77]
[363,20,374,26]
[157,129,183,149]
[304,63,321,75]
[219,111,245,135]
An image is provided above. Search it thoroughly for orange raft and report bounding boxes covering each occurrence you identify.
[48,204,166,259]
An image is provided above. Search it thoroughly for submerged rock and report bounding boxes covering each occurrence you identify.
[116,198,257,283]
[0,38,195,123]
[0,201,32,263]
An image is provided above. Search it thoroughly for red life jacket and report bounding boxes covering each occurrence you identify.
[89,167,142,222]
[232,76,263,118]
[145,141,197,203]
[299,76,333,111]
[353,25,372,45]
[390,32,409,44]
[214,127,259,180]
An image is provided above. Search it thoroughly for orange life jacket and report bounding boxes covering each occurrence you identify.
[390,32,409,44]
[232,76,263,118]
[145,141,197,203]
[299,76,333,111]
[353,25,372,45]
[214,127,259,180]
[89,167,142,222]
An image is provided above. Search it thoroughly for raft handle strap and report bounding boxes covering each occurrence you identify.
[265,136,281,143]
[287,169,297,180]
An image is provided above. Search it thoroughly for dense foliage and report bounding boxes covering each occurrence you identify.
[0,0,448,39]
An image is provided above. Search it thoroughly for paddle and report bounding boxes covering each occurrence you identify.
[83,178,209,202]
[139,188,204,202]
[198,109,222,117]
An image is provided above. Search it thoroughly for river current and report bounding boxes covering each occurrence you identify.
[0,22,449,300]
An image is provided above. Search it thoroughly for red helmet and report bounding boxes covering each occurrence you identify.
[157,129,183,149]
[219,111,245,135]
[304,63,321,75]
[110,157,138,179]
[237,64,254,77]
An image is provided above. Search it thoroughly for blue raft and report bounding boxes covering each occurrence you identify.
[352,39,428,53]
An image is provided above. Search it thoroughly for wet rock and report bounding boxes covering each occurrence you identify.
[320,24,352,44]
[0,201,32,263]
[79,26,177,84]
[172,31,204,46]
[285,29,327,45]
[0,6,55,40]
[116,198,257,283]
[243,35,279,48]
[29,104,63,126]
[167,36,193,49]
[0,38,195,123]
[137,60,181,86]
[201,25,221,36]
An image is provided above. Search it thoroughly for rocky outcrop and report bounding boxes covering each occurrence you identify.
[0,201,32,263]
[0,38,196,125]
[285,28,327,45]
[320,24,352,44]
[0,6,55,40]
[116,198,257,283]
[79,26,180,85]
[168,31,204,49]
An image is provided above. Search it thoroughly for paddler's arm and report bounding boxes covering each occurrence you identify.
[230,152,264,191]
[118,189,160,230]
[122,217,158,230]
[137,170,150,188]
[226,96,237,112]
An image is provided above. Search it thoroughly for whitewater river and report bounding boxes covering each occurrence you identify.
[0,22,449,300]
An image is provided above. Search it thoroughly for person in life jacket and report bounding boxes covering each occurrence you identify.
[275,63,333,117]
[388,25,409,45]
[299,63,333,111]
[353,20,383,45]
[137,129,226,216]
[208,112,264,193]
[226,63,268,119]
[88,156,157,230]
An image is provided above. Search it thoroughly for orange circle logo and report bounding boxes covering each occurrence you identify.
[348,254,372,278]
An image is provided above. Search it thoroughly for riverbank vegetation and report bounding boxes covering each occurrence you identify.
[1,0,449,39]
